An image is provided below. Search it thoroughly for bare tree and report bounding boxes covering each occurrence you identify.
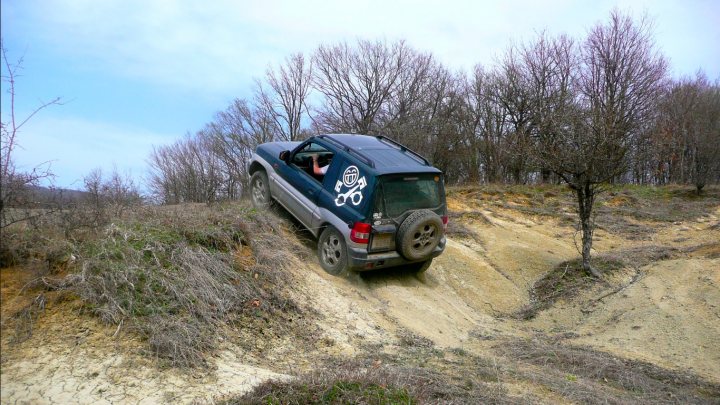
[488,47,537,183]
[312,39,409,134]
[536,11,667,276]
[520,33,577,184]
[148,97,281,204]
[255,53,313,141]
[1,41,62,228]
[689,76,720,193]
[467,66,508,183]
[206,97,278,197]
[378,49,437,136]
[378,50,472,179]
[147,133,223,204]
[653,74,720,192]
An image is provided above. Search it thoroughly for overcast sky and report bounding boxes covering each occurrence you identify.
[2,0,719,190]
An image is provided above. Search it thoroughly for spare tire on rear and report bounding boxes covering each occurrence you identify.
[397,210,443,261]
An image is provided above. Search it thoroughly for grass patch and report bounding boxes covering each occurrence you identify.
[498,337,720,404]
[223,361,422,405]
[447,184,720,232]
[223,355,509,404]
[598,184,720,223]
[515,256,625,320]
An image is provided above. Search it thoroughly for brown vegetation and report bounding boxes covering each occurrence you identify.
[1,184,719,403]
[1,203,308,367]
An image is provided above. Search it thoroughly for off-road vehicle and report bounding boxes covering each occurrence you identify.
[248,134,447,274]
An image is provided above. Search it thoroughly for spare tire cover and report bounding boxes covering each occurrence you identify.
[397,209,443,261]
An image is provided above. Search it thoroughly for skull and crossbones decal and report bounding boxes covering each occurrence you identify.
[335,165,367,206]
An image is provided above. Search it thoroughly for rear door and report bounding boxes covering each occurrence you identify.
[375,173,445,219]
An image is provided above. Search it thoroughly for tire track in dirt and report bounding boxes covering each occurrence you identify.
[296,209,581,351]
[3,203,718,402]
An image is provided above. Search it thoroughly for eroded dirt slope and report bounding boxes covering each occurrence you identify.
[2,187,719,403]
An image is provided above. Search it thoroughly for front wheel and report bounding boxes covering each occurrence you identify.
[318,227,348,275]
[250,171,272,209]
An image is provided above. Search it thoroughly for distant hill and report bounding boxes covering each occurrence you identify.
[24,185,89,206]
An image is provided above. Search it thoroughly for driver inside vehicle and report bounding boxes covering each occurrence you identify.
[311,154,330,175]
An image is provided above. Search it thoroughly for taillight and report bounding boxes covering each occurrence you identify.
[441,215,448,232]
[350,222,371,244]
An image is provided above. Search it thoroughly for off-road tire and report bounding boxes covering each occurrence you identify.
[397,210,443,261]
[250,171,272,209]
[318,227,348,275]
[407,259,433,274]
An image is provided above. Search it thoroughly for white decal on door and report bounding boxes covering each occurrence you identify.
[335,165,366,206]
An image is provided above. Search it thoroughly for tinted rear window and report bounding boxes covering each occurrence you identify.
[375,174,443,218]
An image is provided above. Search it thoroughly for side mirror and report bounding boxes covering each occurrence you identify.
[279,150,290,162]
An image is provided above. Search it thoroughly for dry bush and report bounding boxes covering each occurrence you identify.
[397,329,435,349]
[64,203,305,367]
[499,337,720,404]
[2,202,306,368]
[225,357,506,405]
[0,198,122,270]
[7,293,47,343]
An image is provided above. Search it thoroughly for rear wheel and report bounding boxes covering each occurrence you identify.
[406,259,433,274]
[250,171,272,209]
[318,227,348,275]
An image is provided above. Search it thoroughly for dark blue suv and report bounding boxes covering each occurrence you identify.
[248,134,447,274]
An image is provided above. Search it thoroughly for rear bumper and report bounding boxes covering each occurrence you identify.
[347,237,446,271]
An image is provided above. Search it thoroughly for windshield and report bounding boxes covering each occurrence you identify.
[375,174,444,218]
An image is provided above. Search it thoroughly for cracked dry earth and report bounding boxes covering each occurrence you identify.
[0,285,288,404]
[2,192,720,403]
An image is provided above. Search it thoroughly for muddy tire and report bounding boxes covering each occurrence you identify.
[250,171,272,209]
[397,210,443,261]
[318,227,347,275]
[407,259,433,274]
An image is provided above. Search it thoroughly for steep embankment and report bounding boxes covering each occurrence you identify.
[2,186,719,403]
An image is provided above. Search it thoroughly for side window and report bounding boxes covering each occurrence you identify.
[291,142,334,182]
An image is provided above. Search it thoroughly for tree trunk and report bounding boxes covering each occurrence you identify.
[540,168,551,183]
[576,183,602,278]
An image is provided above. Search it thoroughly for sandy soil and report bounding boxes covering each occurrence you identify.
[2,194,719,402]
[0,297,288,404]
[524,207,720,383]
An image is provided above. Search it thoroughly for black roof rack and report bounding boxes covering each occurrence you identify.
[375,135,430,166]
[316,135,376,168]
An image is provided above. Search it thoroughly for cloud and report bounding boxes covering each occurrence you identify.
[12,115,173,189]
[0,1,607,89]
[7,0,719,100]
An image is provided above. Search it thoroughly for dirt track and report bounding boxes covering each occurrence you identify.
[2,192,719,403]
[304,201,720,383]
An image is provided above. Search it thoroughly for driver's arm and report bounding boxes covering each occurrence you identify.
[311,154,326,175]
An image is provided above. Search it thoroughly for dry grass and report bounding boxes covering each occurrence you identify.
[498,337,720,404]
[599,185,720,222]
[514,255,625,320]
[225,355,509,405]
[1,202,307,368]
[447,184,719,238]
[226,361,421,405]
[3,184,719,401]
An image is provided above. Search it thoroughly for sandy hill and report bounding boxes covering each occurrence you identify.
[1,185,719,403]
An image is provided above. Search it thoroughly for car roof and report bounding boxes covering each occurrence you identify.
[315,134,442,175]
